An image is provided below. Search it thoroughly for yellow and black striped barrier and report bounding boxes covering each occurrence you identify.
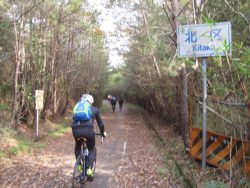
[190,127,250,175]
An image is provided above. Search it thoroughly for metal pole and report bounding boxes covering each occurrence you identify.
[202,58,207,169]
[36,109,39,137]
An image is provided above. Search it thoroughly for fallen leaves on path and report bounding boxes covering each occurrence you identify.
[110,110,171,188]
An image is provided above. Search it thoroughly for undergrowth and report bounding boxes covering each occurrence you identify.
[46,119,71,137]
[0,126,44,157]
[154,131,250,187]
[126,103,144,111]
[152,130,234,188]
[0,118,71,159]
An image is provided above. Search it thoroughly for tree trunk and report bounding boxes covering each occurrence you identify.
[171,0,189,149]
[11,6,25,127]
[43,34,59,117]
[61,33,74,115]
[43,9,60,117]
[42,13,48,92]
[180,67,189,149]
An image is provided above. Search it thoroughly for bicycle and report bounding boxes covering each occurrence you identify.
[72,133,103,187]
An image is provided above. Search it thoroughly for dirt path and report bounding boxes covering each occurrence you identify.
[0,104,172,188]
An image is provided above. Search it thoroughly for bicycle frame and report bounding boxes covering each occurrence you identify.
[77,137,89,184]
[72,133,103,187]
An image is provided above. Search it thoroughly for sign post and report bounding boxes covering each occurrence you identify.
[177,22,232,169]
[201,57,207,169]
[35,90,44,138]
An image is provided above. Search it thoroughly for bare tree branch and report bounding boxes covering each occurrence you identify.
[223,0,250,32]
[177,0,191,18]
[163,4,175,33]
[199,101,232,124]
[0,0,45,23]
[163,1,190,45]
[167,33,177,44]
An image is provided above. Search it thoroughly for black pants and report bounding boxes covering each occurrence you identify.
[111,101,116,107]
[119,101,123,108]
[72,126,96,168]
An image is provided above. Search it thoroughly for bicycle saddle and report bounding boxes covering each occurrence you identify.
[77,137,87,142]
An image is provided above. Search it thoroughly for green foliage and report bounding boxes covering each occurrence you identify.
[9,138,44,156]
[27,88,35,104]
[68,0,82,12]
[9,146,18,155]
[0,82,13,94]
[0,103,10,110]
[237,177,250,187]
[8,140,32,155]
[46,120,71,137]
[126,103,143,111]
[202,15,216,25]
[106,67,127,96]
[0,126,15,137]
[59,23,66,32]
[0,120,72,158]
[0,0,5,7]
[100,100,110,113]
[155,139,165,151]
[0,150,6,158]
[174,160,195,188]
[0,22,13,51]
[156,166,169,176]
[204,180,228,188]
[0,0,109,123]
[51,126,70,137]
[204,0,250,45]
[233,45,250,78]
[153,126,196,187]
[0,127,42,157]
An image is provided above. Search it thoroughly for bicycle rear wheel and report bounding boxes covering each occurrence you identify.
[72,155,86,188]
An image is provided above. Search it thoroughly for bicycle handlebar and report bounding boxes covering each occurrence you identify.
[94,133,103,136]
[95,133,106,143]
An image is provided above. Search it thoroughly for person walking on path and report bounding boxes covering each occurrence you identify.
[110,96,117,112]
[118,97,124,111]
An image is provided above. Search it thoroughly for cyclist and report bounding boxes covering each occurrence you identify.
[110,96,117,112]
[118,97,123,111]
[71,94,105,179]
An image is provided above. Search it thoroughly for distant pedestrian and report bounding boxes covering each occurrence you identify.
[110,96,117,112]
[118,97,123,111]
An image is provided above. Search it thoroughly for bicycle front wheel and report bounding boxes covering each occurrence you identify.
[72,155,86,188]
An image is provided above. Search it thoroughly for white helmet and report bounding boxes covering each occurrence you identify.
[81,94,94,104]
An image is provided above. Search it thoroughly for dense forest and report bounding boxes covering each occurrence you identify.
[0,0,109,126]
[1,0,250,186]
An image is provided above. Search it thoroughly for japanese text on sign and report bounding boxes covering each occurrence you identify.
[177,22,232,58]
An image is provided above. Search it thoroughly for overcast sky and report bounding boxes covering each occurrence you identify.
[86,0,164,67]
[86,0,130,67]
